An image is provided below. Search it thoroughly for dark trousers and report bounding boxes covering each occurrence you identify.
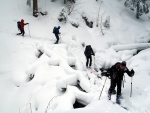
[55,34,59,44]
[17,29,25,36]
[109,78,122,97]
[86,56,92,67]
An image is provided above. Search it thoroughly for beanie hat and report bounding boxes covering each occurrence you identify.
[121,61,126,66]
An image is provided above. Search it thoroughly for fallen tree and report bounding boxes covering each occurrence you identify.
[111,43,150,51]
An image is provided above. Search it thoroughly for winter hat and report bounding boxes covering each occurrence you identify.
[21,19,24,22]
[121,61,126,66]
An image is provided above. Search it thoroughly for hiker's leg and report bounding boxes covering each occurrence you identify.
[17,29,22,35]
[55,34,59,43]
[86,56,89,67]
[109,78,116,94]
[117,80,122,96]
[22,30,25,36]
[89,56,92,67]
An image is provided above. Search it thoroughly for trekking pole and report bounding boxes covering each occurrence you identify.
[130,77,133,97]
[122,79,124,88]
[59,34,61,43]
[94,56,96,68]
[28,24,31,38]
[122,76,125,88]
[99,77,107,100]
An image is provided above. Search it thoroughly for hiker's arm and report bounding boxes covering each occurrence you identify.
[91,48,95,56]
[58,31,61,34]
[125,68,134,77]
[24,23,29,25]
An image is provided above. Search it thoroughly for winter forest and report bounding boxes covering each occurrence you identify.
[0,0,150,113]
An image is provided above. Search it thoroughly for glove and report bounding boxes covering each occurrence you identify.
[130,69,135,77]
[27,23,29,24]
[101,72,110,77]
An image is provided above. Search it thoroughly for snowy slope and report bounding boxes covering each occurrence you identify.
[0,0,150,113]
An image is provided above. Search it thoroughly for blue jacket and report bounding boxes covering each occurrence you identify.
[55,26,60,34]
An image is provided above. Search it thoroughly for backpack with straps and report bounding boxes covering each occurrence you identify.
[84,45,92,56]
[17,21,21,30]
[53,27,57,34]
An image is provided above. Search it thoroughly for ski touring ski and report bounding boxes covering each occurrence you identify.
[108,95,128,110]
[112,101,128,110]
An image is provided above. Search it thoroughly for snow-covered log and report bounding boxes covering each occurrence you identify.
[56,71,94,93]
[111,43,150,51]
[49,85,93,111]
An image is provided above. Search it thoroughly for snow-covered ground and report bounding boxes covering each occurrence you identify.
[0,0,150,113]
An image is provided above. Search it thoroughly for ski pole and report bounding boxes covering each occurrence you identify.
[130,77,133,97]
[28,24,31,38]
[99,77,107,100]
[122,76,125,88]
[59,34,61,43]
[94,56,96,68]
[122,79,124,88]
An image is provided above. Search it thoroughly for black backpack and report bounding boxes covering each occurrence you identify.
[53,27,57,34]
[84,45,92,56]
[17,21,21,30]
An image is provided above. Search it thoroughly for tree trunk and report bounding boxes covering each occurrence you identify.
[33,0,38,17]
[64,0,67,4]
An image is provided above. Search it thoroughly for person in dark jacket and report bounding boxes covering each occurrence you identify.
[54,26,61,44]
[17,19,29,36]
[84,45,95,68]
[105,61,134,104]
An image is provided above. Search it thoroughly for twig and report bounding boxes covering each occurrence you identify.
[45,95,61,113]
[100,11,105,35]
[96,0,102,27]
[30,103,32,113]
[145,109,148,113]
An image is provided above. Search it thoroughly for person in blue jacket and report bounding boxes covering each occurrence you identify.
[54,26,61,44]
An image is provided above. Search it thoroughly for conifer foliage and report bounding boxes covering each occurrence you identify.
[124,0,150,18]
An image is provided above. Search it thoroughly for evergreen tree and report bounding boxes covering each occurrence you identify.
[58,8,67,23]
[124,0,150,19]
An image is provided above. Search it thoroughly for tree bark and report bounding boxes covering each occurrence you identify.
[64,0,67,4]
[33,0,38,17]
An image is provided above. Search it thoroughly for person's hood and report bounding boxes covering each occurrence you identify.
[21,19,24,23]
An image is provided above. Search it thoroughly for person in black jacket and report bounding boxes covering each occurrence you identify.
[84,45,95,68]
[103,61,134,104]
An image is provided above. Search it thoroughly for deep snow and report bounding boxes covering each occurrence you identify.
[0,0,150,113]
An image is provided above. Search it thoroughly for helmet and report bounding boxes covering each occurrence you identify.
[58,26,61,29]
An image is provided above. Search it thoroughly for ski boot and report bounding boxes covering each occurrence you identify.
[108,91,111,100]
[116,95,121,104]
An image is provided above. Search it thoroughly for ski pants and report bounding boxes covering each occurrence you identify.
[18,29,25,36]
[86,55,92,67]
[55,34,59,43]
[109,77,122,96]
